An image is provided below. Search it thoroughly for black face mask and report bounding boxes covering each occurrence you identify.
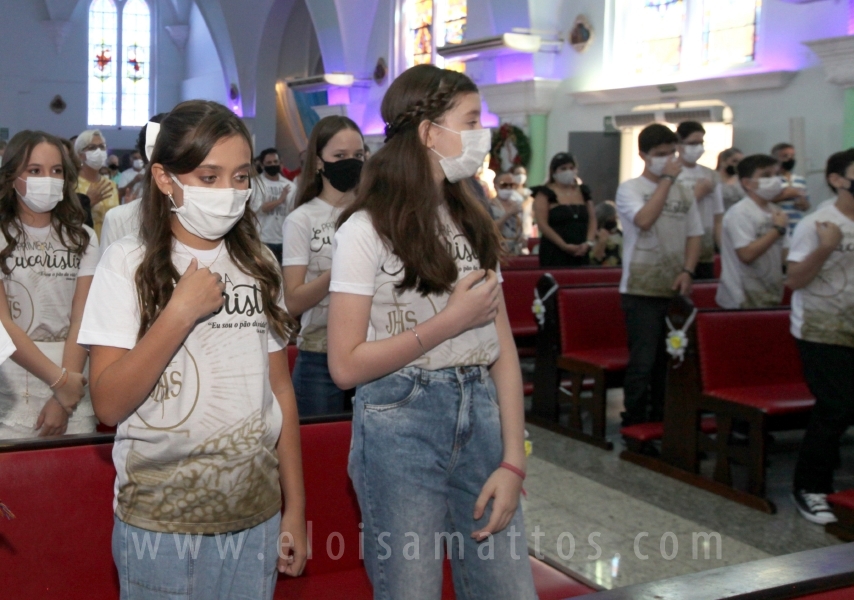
[321,158,363,192]
[264,165,281,177]
[604,220,618,232]
[255,164,263,174]
[781,159,796,172]
[108,163,119,171]
[725,165,737,176]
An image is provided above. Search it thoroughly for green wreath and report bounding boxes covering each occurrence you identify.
[489,123,531,173]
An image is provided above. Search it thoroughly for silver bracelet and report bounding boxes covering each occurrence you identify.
[411,326,426,354]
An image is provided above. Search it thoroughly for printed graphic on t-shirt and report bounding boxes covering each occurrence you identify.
[1,226,97,341]
[119,411,281,534]
[627,185,694,297]
[740,218,785,308]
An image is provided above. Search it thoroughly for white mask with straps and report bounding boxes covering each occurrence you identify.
[754,177,783,201]
[169,175,250,240]
[430,123,491,183]
[17,176,64,213]
[85,148,107,170]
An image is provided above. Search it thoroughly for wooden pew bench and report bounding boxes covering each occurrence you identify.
[0,421,597,599]
[826,490,854,541]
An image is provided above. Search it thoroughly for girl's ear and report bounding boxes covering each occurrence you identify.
[418,120,434,149]
[150,163,173,197]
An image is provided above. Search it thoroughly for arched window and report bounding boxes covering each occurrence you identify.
[634,0,686,75]
[88,0,151,127]
[702,0,760,67]
[404,0,467,70]
[88,0,118,126]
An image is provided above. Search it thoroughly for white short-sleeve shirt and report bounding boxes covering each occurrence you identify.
[250,175,296,245]
[330,209,501,370]
[677,164,724,264]
[616,176,704,297]
[281,197,342,352]
[78,238,287,534]
[0,223,98,341]
[716,197,788,309]
[788,201,854,347]
[99,200,141,258]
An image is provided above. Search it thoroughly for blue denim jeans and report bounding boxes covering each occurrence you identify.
[292,350,346,416]
[112,513,280,600]
[349,365,537,600]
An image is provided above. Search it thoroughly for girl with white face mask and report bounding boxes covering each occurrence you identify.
[79,100,307,598]
[328,64,537,600]
[489,172,525,255]
[0,131,98,440]
[73,129,119,238]
[532,152,598,267]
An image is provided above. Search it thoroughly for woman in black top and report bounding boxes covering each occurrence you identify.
[532,152,597,267]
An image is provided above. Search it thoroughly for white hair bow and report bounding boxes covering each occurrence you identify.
[144,121,161,161]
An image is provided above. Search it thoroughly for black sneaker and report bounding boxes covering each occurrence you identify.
[792,490,837,524]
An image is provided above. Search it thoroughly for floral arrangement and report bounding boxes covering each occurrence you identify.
[489,123,531,173]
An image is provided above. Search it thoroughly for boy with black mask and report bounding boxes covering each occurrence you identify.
[250,148,296,264]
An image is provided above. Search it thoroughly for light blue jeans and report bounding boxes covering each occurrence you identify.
[349,365,538,600]
[292,350,347,416]
[112,513,280,600]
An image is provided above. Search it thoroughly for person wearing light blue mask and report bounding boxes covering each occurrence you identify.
[328,64,537,600]
[0,130,98,441]
[78,100,307,599]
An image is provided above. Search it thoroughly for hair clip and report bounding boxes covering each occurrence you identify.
[144,121,161,161]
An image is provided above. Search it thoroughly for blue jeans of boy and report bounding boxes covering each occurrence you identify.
[349,365,538,600]
[292,350,346,416]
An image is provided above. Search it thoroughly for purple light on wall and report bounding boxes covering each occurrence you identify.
[327,87,351,106]
[850,0,854,34]
[495,54,534,84]
[481,100,499,128]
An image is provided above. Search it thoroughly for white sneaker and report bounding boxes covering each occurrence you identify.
[792,490,838,525]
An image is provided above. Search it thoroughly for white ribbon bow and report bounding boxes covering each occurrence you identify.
[532,280,559,328]
[144,121,161,161]
[664,308,697,365]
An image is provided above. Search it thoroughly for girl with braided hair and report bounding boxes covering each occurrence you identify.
[328,65,537,599]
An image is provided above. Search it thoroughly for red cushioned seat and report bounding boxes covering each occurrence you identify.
[789,590,854,600]
[504,255,540,270]
[561,348,628,372]
[708,383,814,416]
[621,416,717,442]
[827,490,854,512]
[529,557,595,598]
[691,281,719,309]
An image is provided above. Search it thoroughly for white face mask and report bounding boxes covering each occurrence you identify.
[133,159,144,171]
[512,173,527,186]
[754,177,783,201]
[84,148,107,170]
[496,188,514,201]
[647,155,671,177]
[430,124,491,183]
[17,176,64,213]
[555,170,577,186]
[169,175,250,240]
[680,143,705,164]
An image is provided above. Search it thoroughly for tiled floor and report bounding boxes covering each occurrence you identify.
[521,388,850,590]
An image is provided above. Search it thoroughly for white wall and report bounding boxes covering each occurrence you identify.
[181,2,227,106]
[0,0,185,150]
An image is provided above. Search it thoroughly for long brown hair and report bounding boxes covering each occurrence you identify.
[294,116,363,210]
[136,100,295,340]
[0,131,90,275]
[338,65,500,295]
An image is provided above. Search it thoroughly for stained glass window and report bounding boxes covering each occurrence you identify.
[88,0,118,126]
[121,0,151,126]
[634,0,686,74]
[442,0,466,46]
[409,0,434,66]
[703,0,760,67]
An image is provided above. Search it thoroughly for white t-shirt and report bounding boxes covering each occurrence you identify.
[716,197,788,309]
[281,197,341,353]
[251,175,296,245]
[330,209,501,370]
[677,164,724,264]
[0,224,99,341]
[789,201,854,348]
[0,322,15,365]
[78,238,287,534]
[117,167,144,199]
[99,200,141,257]
[616,176,704,297]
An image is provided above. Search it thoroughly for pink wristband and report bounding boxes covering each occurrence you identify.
[500,461,526,481]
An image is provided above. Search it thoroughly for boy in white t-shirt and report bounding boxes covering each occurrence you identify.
[787,148,854,525]
[676,121,724,280]
[716,154,790,309]
[250,148,296,264]
[616,123,703,428]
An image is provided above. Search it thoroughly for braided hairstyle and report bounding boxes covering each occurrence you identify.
[338,64,500,295]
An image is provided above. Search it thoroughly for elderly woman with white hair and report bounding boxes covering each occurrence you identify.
[74,129,119,237]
